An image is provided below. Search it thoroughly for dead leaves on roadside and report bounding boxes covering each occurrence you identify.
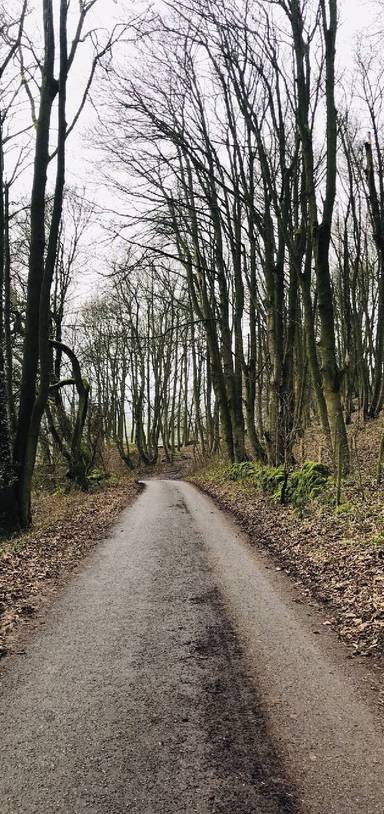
[191,468,384,663]
[0,480,140,659]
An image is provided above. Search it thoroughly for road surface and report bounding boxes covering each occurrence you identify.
[0,479,384,813]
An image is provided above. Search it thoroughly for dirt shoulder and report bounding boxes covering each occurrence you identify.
[0,478,141,659]
[189,462,384,671]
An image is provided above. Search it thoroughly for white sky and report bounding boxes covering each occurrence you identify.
[339,0,377,51]
[6,0,381,305]
[65,0,379,180]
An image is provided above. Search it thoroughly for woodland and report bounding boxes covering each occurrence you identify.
[1,0,384,533]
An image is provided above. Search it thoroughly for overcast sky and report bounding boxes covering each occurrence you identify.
[64,0,378,196]
[11,0,379,305]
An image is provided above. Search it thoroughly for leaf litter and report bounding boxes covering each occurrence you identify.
[190,452,384,669]
[0,479,141,659]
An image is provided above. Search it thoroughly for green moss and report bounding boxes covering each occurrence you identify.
[285,461,330,508]
[225,460,330,509]
[88,468,110,483]
[53,486,65,497]
[335,502,352,515]
[227,461,260,481]
[369,532,384,549]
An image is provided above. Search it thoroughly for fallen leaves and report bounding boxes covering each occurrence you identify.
[191,458,384,664]
[0,479,141,659]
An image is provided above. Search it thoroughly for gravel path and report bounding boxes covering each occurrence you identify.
[0,480,384,813]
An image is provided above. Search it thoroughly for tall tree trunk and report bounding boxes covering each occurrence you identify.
[13,0,57,525]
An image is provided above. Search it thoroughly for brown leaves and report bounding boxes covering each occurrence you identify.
[192,461,384,663]
[0,479,140,659]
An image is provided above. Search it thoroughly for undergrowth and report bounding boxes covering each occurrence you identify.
[225,460,330,510]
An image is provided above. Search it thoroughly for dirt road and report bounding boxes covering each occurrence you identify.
[1,480,384,813]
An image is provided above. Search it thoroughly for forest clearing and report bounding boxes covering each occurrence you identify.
[1,0,384,811]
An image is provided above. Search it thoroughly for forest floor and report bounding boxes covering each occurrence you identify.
[190,416,384,678]
[0,476,142,659]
